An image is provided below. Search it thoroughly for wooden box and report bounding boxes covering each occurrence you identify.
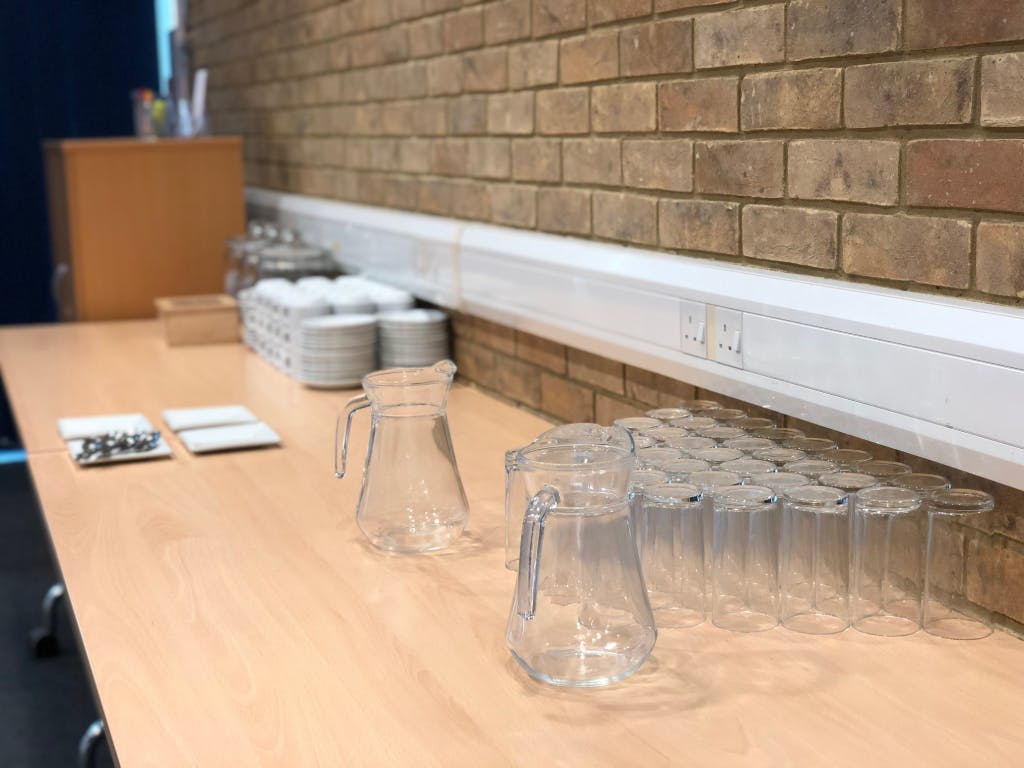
[155,294,239,346]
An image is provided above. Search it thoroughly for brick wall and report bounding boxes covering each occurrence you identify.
[192,0,1024,303]
[190,0,1024,634]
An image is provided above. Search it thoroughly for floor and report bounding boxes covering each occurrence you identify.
[0,461,112,767]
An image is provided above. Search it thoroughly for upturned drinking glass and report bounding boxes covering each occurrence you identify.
[712,485,780,632]
[642,483,706,629]
[780,485,851,635]
[923,489,995,640]
[851,486,923,637]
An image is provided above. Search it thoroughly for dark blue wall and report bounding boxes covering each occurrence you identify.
[0,0,158,326]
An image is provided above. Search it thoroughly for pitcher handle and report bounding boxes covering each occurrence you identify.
[335,394,371,479]
[516,486,560,621]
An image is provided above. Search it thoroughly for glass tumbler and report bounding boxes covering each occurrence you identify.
[628,468,669,557]
[642,483,706,628]
[782,459,837,481]
[831,449,874,470]
[614,416,662,433]
[746,471,810,495]
[659,458,711,483]
[860,460,913,480]
[646,407,692,422]
[923,489,995,640]
[780,485,851,635]
[712,485,780,632]
[851,486,923,637]
[783,437,838,456]
[753,447,807,467]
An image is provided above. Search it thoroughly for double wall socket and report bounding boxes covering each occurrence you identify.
[708,306,743,368]
[680,299,707,357]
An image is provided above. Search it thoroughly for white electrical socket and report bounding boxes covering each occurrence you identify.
[708,306,743,368]
[679,299,708,357]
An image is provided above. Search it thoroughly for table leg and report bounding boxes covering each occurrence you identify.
[77,719,105,768]
[28,581,65,658]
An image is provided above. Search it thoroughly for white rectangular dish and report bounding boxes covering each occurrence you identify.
[161,405,258,432]
[177,422,281,454]
[67,436,173,466]
[58,413,153,440]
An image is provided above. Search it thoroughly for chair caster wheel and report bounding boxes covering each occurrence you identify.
[29,627,60,658]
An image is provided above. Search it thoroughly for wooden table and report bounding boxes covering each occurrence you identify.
[1,321,1023,767]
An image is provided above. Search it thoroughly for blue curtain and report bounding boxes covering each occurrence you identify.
[0,0,158,326]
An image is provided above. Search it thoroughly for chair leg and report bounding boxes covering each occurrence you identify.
[28,582,65,658]
[77,719,106,768]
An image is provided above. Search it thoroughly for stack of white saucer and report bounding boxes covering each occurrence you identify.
[378,309,450,368]
[294,314,378,388]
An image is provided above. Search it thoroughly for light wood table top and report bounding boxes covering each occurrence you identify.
[2,321,1023,767]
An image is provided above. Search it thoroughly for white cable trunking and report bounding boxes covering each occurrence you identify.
[247,188,1024,491]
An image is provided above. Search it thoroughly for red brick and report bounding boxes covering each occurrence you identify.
[787,0,900,61]
[966,537,1024,625]
[741,68,842,131]
[694,140,784,198]
[484,0,531,44]
[976,222,1024,298]
[454,338,498,389]
[443,7,483,52]
[427,55,464,96]
[625,366,696,406]
[462,49,508,92]
[659,78,738,133]
[842,213,971,288]
[541,372,595,422]
[489,184,537,227]
[512,138,561,182]
[534,0,586,37]
[537,188,591,235]
[451,180,492,220]
[487,92,534,135]
[694,5,785,70]
[417,178,453,215]
[906,140,1024,215]
[494,354,544,409]
[448,95,487,135]
[466,138,511,179]
[981,53,1024,128]
[409,18,445,58]
[592,191,658,246]
[568,349,625,394]
[536,88,589,134]
[658,199,739,255]
[560,31,619,85]
[596,395,645,425]
[592,83,657,133]
[619,19,693,77]
[742,205,838,269]
[563,138,621,185]
[787,140,900,206]
[508,40,559,89]
[516,331,567,373]
[590,0,651,25]
[622,139,693,193]
[905,0,1024,50]
[844,58,974,128]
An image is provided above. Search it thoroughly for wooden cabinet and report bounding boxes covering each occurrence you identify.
[44,137,245,321]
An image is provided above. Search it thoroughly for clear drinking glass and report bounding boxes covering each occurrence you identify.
[670,416,718,431]
[335,361,469,553]
[831,448,874,469]
[818,471,878,494]
[506,424,636,569]
[507,443,656,687]
[614,416,662,433]
[694,447,745,465]
[851,486,923,637]
[723,437,776,453]
[698,426,747,441]
[719,458,777,481]
[659,458,711,482]
[646,407,692,422]
[753,447,806,466]
[892,473,951,496]
[663,435,716,453]
[636,446,684,469]
[640,426,690,444]
[750,427,804,441]
[696,407,745,421]
[782,459,837,480]
[642,483,706,629]
[712,485,780,632]
[677,399,721,411]
[746,471,810,494]
[780,485,850,634]
[628,468,669,557]
[923,489,995,640]
[725,416,775,430]
[783,437,838,456]
[860,460,913,480]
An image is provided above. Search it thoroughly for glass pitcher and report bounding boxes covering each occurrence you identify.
[504,424,634,570]
[506,442,656,687]
[335,360,469,553]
